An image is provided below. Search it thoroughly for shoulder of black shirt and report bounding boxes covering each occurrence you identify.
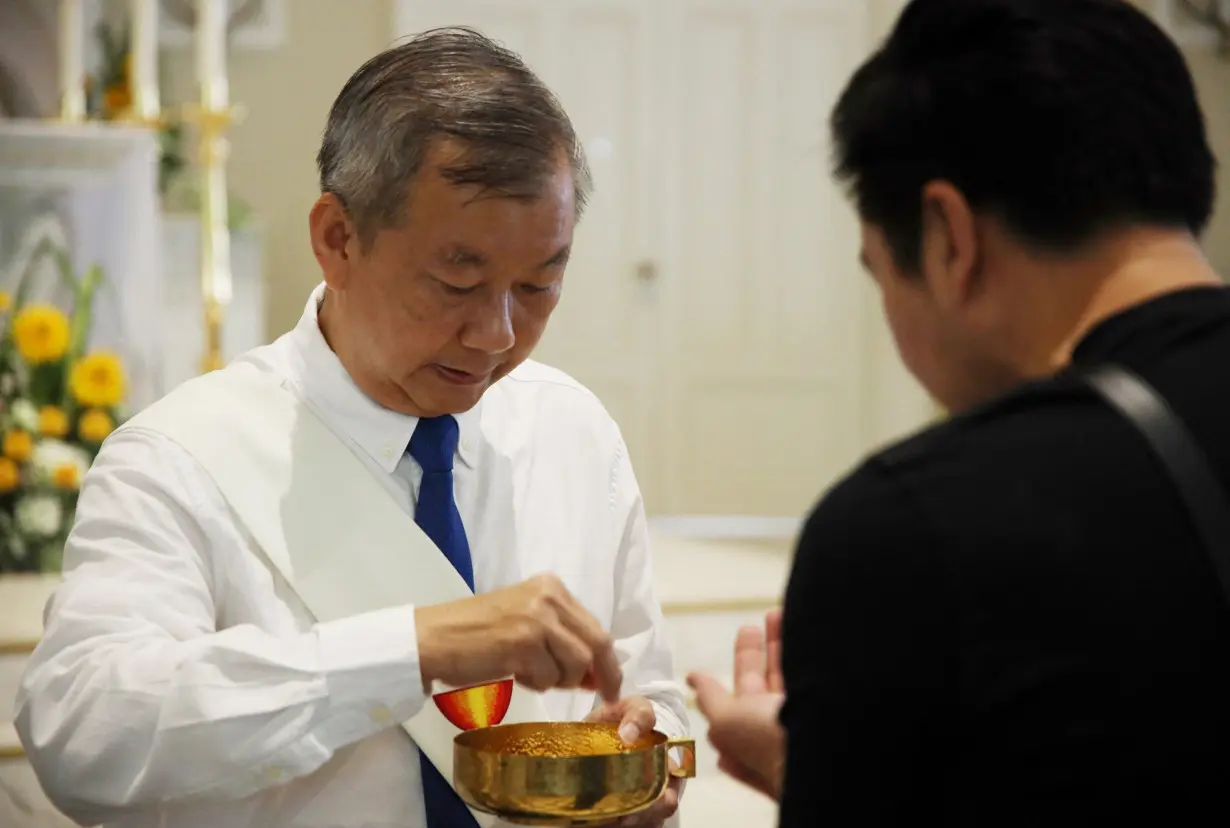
[870,371,1093,472]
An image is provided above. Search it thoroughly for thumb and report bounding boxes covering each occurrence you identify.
[616,698,656,745]
[586,697,654,745]
[584,698,626,724]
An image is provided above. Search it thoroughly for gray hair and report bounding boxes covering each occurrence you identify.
[317,26,592,246]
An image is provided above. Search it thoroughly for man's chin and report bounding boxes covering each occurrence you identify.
[408,377,491,417]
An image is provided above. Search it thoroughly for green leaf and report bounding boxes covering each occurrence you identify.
[38,539,64,575]
[53,245,80,295]
[10,235,59,315]
[67,263,102,367]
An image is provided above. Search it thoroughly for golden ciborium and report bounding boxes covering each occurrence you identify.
[453,721,696,826]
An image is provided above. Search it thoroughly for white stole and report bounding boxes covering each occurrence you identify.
[120,364,549,826]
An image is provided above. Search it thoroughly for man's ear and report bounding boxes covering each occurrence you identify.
[918,181,980,311]
[309,193,358,290]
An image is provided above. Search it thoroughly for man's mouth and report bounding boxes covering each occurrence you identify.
[432,364,491,386]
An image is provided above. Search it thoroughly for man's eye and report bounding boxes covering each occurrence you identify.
[437,279,478,296]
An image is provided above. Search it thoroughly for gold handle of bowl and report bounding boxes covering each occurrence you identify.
[666,737,697,779]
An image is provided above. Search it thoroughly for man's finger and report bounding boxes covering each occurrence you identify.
[585,699,623,723]
[554,590,625,703]
[515,644,562,693]
[586,697,656,743]
[591,644,623,704]
[570,634,622,704]
[764,609,784,693]
[545,621,596,688]
[733,625,768,695]
[686,672,730,718]
[617,697,656,745]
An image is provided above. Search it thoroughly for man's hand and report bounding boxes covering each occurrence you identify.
[688,610,786,801]
[585,696,682,827]
[414,573,623,702]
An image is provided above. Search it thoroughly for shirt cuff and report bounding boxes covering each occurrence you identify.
[315,604,426,724]
[650,698,689,740]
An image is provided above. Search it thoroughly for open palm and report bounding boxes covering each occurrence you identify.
[688,610,786,800]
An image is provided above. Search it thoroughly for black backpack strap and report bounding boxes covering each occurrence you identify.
[1082,363,1230,605]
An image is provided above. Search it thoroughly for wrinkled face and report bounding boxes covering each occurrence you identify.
[311,145,575,417]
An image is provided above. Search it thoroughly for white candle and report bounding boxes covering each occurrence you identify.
[202,146,234,306]
[195,0,234,330]
[196,0,229,112]
[130,0,160,120]
[58,0,85,121]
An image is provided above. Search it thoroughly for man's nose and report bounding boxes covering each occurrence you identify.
[461,290,515,354]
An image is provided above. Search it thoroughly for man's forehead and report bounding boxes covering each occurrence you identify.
[409,162,574,210]
[434,238,572,268]
[440,244,488,267]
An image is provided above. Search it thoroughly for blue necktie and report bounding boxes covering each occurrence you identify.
[408,415,479,828]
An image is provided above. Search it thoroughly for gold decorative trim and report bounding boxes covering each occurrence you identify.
[661,598,780,616]
[0,743,25,760]
[0,639,38,656]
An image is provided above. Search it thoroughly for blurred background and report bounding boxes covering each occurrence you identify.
[0,1,1227,825]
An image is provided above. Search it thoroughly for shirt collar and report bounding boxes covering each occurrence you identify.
[1071,285,1230,366]
[283,283,481,473]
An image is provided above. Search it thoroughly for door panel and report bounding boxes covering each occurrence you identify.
[393,1,663,504]
[661,0,871,515]
[393,0,875,517]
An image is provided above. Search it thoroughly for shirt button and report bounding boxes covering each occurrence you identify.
[371,704,395,725]
[381,445,395,460]
[262,766,283,783]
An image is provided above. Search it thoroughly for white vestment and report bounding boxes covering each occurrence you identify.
[14,285,687,828]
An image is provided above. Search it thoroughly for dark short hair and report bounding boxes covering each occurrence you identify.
[830,0,1217,270]
[317,26,592,245]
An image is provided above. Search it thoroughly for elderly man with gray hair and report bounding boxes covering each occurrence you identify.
[14,27,688,828]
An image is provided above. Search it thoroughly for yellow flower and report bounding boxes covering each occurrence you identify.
[0,291,11,312]
[39,406,69,438]
[0,457,18,492]
[51,462,80,491]
[69,352,125,408]
[12,305,70,364]
[2,430,32,463]
[78,408,115,444]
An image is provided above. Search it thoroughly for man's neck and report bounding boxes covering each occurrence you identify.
[1034,230,1220,372]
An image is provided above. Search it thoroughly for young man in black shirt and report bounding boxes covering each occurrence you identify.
[690,0,1230,823]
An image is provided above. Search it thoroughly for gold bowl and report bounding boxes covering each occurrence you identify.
[453,721,696,826]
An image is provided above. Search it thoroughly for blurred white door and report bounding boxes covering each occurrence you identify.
[394,0,874,518]
[653,1,872,516]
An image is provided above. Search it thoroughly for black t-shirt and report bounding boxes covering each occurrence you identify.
[779,286,1230,826]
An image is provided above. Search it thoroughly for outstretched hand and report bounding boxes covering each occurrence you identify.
[687,609,786,800]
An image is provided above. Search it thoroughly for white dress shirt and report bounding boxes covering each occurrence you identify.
[14,285,687,828]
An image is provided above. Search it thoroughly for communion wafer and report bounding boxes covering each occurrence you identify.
[501,728,634,757]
